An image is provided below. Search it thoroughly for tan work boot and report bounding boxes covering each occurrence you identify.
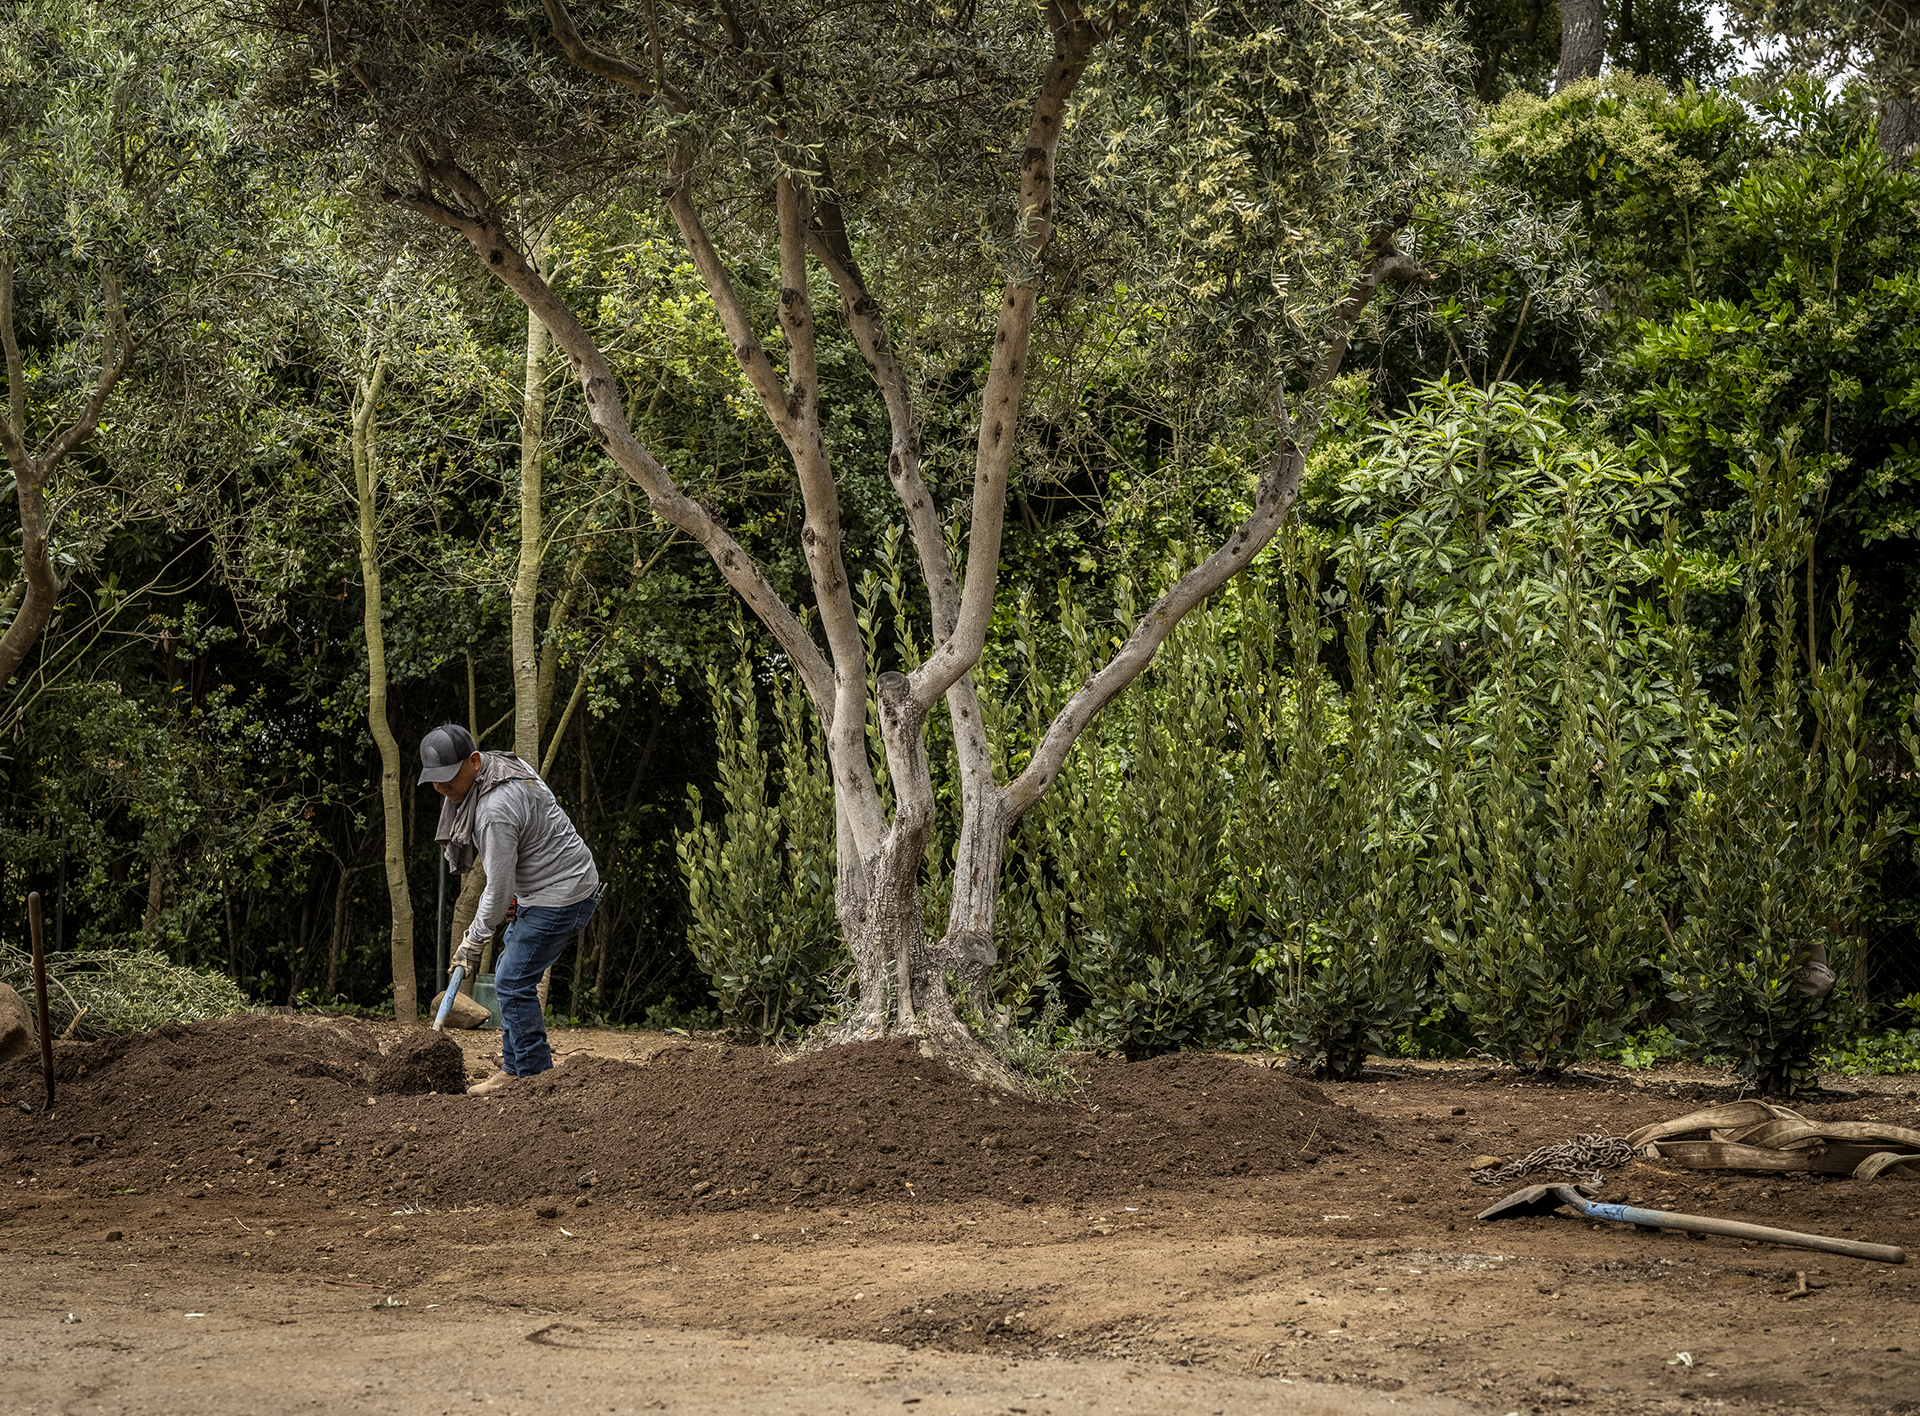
[467,1069,520,1096]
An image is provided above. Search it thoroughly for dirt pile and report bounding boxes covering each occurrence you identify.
[0,1017,1381,1213]
[369,1032,466,1095]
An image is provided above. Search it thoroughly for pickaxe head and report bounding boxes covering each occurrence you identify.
[1476,1182,1598,1222]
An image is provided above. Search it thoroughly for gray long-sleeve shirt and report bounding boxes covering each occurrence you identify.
[464,772,599,945]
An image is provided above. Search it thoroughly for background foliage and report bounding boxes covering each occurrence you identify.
[2,7,1917,1092]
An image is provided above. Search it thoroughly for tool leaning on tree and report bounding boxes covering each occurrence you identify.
[419,723,601,1096]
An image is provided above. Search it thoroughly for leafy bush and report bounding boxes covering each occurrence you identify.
[1820,1030,1920,1076]
[1235,547,1431,1079]
[1601,1025,1697,1070]
[675,640,845,1043]
[0,945,251,1039]
[1431,569,1661,1075]
[1665,456,1893,1097]
[1049,578,1245,1059]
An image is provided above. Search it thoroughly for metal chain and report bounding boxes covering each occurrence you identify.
[1469,1132,1639,1188]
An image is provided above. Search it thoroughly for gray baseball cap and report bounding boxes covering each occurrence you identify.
[418,723,478,784]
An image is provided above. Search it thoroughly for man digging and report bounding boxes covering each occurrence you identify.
[419,723,601,1096]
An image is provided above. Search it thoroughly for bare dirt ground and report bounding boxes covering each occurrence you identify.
[3,1017,1916,1416]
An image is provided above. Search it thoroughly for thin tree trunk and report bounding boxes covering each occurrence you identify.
[509,272,565,1010]
[352,351,417,1024]
[536,548,588,751]
[325,864,357,997]
[144,854,169,950]
[512,260,550,768]
[1554,0,1606,90]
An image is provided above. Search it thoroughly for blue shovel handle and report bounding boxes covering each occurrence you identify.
[433,965,466,1031]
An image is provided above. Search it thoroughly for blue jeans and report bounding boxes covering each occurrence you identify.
[494,891,599,1076]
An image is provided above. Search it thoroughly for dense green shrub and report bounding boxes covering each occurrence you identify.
[1235,546,1431,1079]
[1665,459,1892,1096]
[675,642,845,1043]
[1431,563,1662,1074]
[1054,581,1244,1059]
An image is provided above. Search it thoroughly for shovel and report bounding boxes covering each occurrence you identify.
[432,965,467,1031]
[1478,1182,1905,1265]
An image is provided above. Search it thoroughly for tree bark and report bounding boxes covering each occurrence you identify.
[1882,96,1919,164]
[325,862,358,998]
[513,272,551,767]
[1554,0,1606,91]
[144,853,168,944]
[352,351,418,1024]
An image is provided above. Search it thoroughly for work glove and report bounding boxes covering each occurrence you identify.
[451,937,484,976]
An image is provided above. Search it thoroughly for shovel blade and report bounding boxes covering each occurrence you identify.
[1477,1184,1577,1221]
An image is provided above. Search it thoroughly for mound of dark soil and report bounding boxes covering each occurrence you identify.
[369,1032,465,1095]
[0,1018,1381,1213]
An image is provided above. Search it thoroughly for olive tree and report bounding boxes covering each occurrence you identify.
[0,2,263,701]
[256,0,1543,1081]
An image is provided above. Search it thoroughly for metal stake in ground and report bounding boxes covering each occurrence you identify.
[1477,1181,1905,1265]
[28,890,53,1113]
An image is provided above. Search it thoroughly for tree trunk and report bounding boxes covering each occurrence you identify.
[512,268,550,768]
[352,352,418,1024]
[325,863,357,997]
[144,854,168,947]
[1882,96,1919,165]
[1554,0,1606,91]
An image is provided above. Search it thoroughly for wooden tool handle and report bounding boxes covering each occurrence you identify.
[1580,1198,1905,1265]
[29,891,53,1113]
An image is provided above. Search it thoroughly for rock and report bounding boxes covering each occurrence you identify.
[1469,1155,1504,1170]
[690,1180,713,1198]
[0,983,37,1066]
[103,1230,123,1242]
[535,1205,559,1219]
[428,988,492,1030]
[1794,960,1836,999]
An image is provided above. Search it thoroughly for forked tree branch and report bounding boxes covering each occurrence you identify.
[389,142,837,727]
[908,2,1112,713]
[805,190,957,640]
[659,159,887,854]
[1005,237,1429,817]
[0,263,140,688]
[540,0,674,105]
[805,180,1001,796]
